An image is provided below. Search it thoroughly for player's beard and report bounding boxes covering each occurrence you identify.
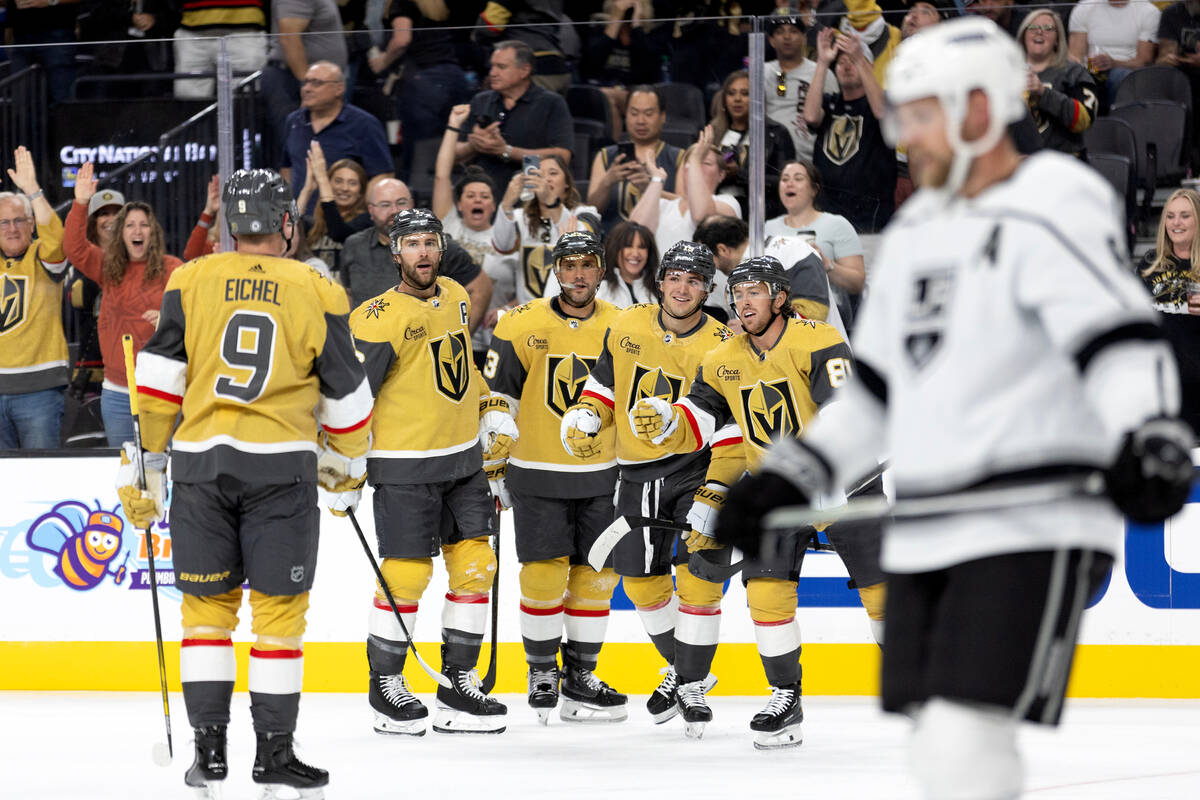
[910,147,952,190]
[400,258,439,291]
[559,281,598,309]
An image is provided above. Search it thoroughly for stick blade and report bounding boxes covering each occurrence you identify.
[151,741,172,767]
[587,517,631,571]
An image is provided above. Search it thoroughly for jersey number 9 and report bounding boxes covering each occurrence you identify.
[215,311,277,403]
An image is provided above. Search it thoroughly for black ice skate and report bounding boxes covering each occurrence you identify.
[677,679,713,739]
[251,731,328,800]
[648,668,718,724]
[527,666,560,725]
[369,670,428,736]
[560,654,628,724]
[434,665,507,734]
[184,725,227,799]
[750,683,804,750]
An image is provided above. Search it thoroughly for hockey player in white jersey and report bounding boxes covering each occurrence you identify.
[714,17,1193,800]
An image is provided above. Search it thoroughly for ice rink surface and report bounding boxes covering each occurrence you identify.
[4,692,1199,799]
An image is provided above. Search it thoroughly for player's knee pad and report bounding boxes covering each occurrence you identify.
[248,590,310,642]
[858,581,886,622]
[519,557,569,605]
[675,563,724,608]
[566,565,620,609]
[181,587,243,635]
[378,557,434,605]
[443,537,496,596]
[622,574,674,610]
[746,578,798,624]
[911,697,1022,800]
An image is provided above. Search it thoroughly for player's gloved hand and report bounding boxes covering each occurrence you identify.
[683,529,721,553]
[630,397,681,446]
[479,394,519,461]
[115,442,167,529]
[684,482,727,552]
[1106,417,1194,523]
[317,442,367,517]
[714,437,830,559]
[485,459,513,511]
[561,404,603,458]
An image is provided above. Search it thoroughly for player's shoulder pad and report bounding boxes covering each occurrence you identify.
[703,314,734,342]
[437,274,470,302]
[349,291,398,338]
[593,296,621,321]
[788,315,845,345]
[492,297,545,337]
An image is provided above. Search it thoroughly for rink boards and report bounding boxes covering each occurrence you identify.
[2,455,1198,697]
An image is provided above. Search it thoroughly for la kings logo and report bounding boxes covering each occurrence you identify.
[1,274,28,334]
[739,379,801,450]
[429,330,471,402]
[546,353,596,417]
[905,268,954,370]
[627,364,684,411]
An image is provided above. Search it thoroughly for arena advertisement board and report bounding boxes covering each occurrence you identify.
[2,455,1197,696]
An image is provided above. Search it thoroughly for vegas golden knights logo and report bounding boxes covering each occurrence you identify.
[739,379,801,449]
[823,114,863,166]
[546,353,597,417]
[0,274,28,334]
[428,330,471,402]
[627,364,684,411]
[522,244,554,298]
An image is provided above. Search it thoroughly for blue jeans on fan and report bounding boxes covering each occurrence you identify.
[101,387,136,448]
[0,387,65,449]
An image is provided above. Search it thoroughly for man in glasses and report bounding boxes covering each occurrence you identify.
[764,14,840,161]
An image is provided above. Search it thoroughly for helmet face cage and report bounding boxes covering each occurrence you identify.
[223,169,293,236]
[389,209,445,255]
[552,231,605,274]
[725,256,790,313]
[656,241,716,293]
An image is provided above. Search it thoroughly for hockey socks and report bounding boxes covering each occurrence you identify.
[441,591,489,667]
[753,616,802,687]
[674,604,721,684]
[519,600,564,669]
[367,597,418,674]
[181,637,235,729]
[248,642,304,734]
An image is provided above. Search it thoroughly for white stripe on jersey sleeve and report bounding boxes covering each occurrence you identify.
[676,396,716,447]
[316,375,373,432]
[136,351,187,400]
[581,374,614,404]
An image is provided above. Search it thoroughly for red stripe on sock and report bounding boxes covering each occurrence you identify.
[374,598,418,613]
[637,598,672,612]
[754,617,795,627]
[679,604,721,616]
[249,648,303,659]
[181,638,232,647]
[520,603,564,616]
[564,607,609,617]
[446,592,489,604]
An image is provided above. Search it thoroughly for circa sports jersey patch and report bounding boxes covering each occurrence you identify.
[364,297,389,319]
[628,364,685,411]
[428,330,471,402]
[1,274,28,334]
[740,378,801,450]
[546,352,596,417]
[905,268,955,370]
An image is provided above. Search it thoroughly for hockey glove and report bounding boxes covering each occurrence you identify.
[317,441,367,517]
[485,459,513,511]
[1106,417,1194,523]
[714,437,831,559]
[630,397,682,446]
[116,442,167,530]
[561,405,604,458]
[479,394,519,461]
[684,482,728,552]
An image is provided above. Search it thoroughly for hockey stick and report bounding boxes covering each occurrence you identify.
[479,520,501,694]
[345,508,452,689]
[122,334,173,766]
[685,527,830,584]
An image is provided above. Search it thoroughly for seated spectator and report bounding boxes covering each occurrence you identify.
[184,175,222,261]
[711,69,797,219]
[587,85,684,234]
[765,160,866,328]
[1157,0,1200,122]
[804,28,895,232]
[435,105,500,267]
[1068,0,1160,105]
[492,154,600,303]
[580,0,666,137]
[341,178,492,320]
[1136,188,1200,432]
[454,40,574,196]
[5,1,79,105]
[297,145,371,274]
[64,163,183,447]
[544,220,659,308]
[0,148,69,449]
[630,125,742,257]
[473,1,577,94]
[1020,9,1098,157]
[172,0,269,99]
[764,13,840,162]
[280,61,393,206]
[963,0,1027,39]
[285,217,332,277]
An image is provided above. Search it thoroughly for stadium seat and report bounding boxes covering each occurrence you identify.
[1110,101,1190,187]
[567,84,615,135]
[1087,152,1137,246]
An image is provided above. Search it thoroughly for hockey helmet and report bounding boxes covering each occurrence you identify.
[726,255,790,312]
[223,169,294,236]
[552,230,604,272]
[657,240,716,292]
[389,208,445,255]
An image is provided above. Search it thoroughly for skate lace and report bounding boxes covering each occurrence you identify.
[653,666,678,698]
[380,673,416,706]
[456,668,489,700]
[761,686,796,716]
[677,680,707,706]
[530,667,558,692]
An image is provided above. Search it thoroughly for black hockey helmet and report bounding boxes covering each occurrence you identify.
[223,169,294,236]
[726,255,790,311]
[389,208,445,254]
[656,240,716,292]
[552,230,604,272]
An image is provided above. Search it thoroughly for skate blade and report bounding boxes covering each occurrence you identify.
[683,721,707,739]
[432,708,507,735]
[560,699,629,724]
[753,725,803,750]
[535,707,552,725]
[649,704,679,725]
[189,782,224,800]
[257,785,325,800]
[372,711,427,736]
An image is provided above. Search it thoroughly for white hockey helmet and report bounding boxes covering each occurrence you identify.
[884,17,1026,191]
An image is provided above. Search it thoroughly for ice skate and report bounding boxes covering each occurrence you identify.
[251,732,328,800]
[527,666,560,725]
[560,656,628,723]
[184,726,227,799]
[647,666,679,723]
[369,670,428,736]
[677,679,713,739]
[750,683,804,750]
[434,665,507,734]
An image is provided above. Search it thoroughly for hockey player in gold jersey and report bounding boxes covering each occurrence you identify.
[561,240,733,731]
[631,254,885,749]
[118,169,374,799]
[482,231,627,724]
[347,208,517,736]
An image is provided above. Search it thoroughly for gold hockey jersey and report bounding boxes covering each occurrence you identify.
[579,303,732,481]
[136,251,372,482]
[352,276,488,484]
[0,213,69,393]
[484,296,619,497]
